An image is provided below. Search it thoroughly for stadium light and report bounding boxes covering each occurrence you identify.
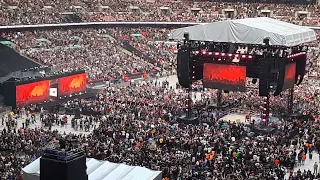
[287,52,306,59]
[193,50,253,60]
[194,50,305,60]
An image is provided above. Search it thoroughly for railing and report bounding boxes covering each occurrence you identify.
[0,21,319,30]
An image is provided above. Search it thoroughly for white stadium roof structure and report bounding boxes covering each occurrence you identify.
[169,17,317,47]
[22,158,162,180]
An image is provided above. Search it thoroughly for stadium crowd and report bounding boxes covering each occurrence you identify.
[3,27,319,83]
[1,72,320,179]
[0,25,319,179]
[2,28,173,81]
[0,0,320,180]
[0,0,320,26]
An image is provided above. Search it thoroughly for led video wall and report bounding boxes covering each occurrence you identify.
[203,63,246,92]
[58,73,87,96]
[16,80,50,106]
[14,72,87,106]
[282,62,296,91]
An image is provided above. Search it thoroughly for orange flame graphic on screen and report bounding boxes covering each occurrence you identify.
[30,83,47,97]
[69,75,85,89]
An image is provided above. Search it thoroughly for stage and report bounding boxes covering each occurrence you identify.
[40,88,99,112]
[219,113,255,123]
[176,114,199,124]
[219,113,279,124]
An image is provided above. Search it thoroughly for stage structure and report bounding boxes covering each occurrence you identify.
[176,33,200,124]
[2,70,87,108]
[171,17,316,124]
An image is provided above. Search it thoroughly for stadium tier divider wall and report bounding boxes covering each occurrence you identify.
[0,22,319,32]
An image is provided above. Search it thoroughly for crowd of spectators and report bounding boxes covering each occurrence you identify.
[0,0,320,26]
[3,27,319,84]
[0,44,314,180]
[1,1,320,179]
[2,28,174,81]
[1,71,320,179]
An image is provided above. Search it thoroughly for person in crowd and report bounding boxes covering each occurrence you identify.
[0,70,319,179]
[0,6,318,179]
[1,1,320,26]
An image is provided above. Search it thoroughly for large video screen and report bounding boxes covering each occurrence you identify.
[59,73,87,96]
[203,63,246,92]
[282,62,296,91]
[16,80,50,106]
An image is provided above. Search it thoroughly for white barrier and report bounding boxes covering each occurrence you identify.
[0,21,319,30]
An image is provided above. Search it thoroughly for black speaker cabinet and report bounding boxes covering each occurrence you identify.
[258,58,271,96]
[177,48,190,88]
[40,154,88,180]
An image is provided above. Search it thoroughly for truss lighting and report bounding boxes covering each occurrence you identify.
[193,50,253,60]
[193,50,306,60]
[287,51,306,59]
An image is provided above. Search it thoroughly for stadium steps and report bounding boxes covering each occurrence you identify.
[119,45,163,72]
[121,40,155,63]
[61,13,83,23]
[119,46,141,60]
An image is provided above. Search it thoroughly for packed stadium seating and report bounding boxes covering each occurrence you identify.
[1,0,320,26]
[1,1,320,180]
[1,28,174,81]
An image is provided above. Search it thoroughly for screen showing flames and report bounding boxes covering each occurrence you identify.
[203,63,246,92]
[283,62,296,91]
[59,73,87,96]
[16,80,50,106]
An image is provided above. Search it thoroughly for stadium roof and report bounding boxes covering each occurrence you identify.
[0,43,40,78]
[169,17,317,47]
[22,158,162,180]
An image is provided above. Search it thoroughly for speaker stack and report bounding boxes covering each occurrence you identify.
[40,149,88,180]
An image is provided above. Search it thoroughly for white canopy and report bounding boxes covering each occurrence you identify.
[22,158,162,180]
[169,17,317,47]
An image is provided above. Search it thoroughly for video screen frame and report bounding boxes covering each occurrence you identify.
[14,71,86,107]
[282,62,296,91]
[16,80,50,106]
[203,63,247,92]
[58,73,87,96]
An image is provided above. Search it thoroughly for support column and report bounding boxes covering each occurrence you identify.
[266,94,270,122]
[217,89,222,107]
[185,87,192,118]
[287,88,294,114]
[261,94,270,125]
[216,89,222,121]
